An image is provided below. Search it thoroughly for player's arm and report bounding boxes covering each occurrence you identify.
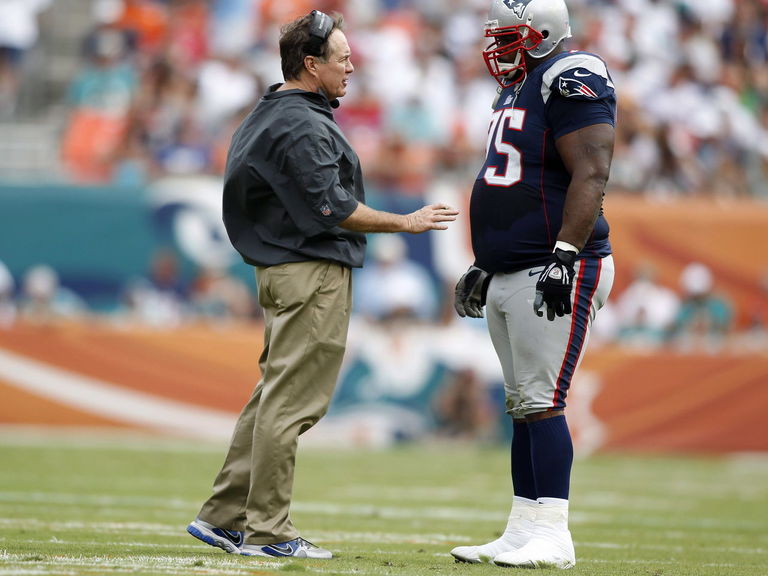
[534,124,614,320]
[554,123,615,250]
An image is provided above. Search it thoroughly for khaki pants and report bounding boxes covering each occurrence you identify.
[198,260,352,544]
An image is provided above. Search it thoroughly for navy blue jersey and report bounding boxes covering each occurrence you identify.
[470,51,616,274]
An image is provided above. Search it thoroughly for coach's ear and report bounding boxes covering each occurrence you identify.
[304,55,319,77]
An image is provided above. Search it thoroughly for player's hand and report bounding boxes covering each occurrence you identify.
[454,265,491,318]
[533,248,576,321]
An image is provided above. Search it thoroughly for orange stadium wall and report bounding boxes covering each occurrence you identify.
[0,190,767,453]
[0,321,766,454]
[605,195,768,330]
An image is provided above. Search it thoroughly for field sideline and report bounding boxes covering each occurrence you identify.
[0,431,766,576]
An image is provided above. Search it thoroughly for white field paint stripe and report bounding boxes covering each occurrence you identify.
[0,553,279,575]
[4,493,768,532]
[1,540,206,551]
[0,553,388,576]
[0,490,506,523]
[0,349,236,440]
[2,553,758,574]
[339,486,465,499]
[306,534,768,555]
[0,491,196,511]
[295,502,768,532]
[0,560,365,576]
[0,426,227,453]
[306,568,435,575]
[293,501,504,522]
[1,523,471,546]
[0,518,179,532]
[8,533,767,557]
[3,538,449,550]
[312,531,471,544]
[0,519,472,545]
[584,558,765,568]
[0,571,63,576]
[0,518,471,543]
[339,485,687,511]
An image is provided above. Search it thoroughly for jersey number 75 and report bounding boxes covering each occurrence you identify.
[483,107,526,187]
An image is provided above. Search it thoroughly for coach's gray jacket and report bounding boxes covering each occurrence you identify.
[222,83,367,269]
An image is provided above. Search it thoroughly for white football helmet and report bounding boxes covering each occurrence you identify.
[483,0,572,88]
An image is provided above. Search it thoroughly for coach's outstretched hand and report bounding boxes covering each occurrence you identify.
[454,265,492,318]
[534,248,576,321]
[405,204,460,233]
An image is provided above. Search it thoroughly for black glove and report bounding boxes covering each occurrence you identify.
[533,248,577,321]
[454,265,492,318]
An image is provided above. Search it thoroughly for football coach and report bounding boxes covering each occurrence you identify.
[186,9,458,560]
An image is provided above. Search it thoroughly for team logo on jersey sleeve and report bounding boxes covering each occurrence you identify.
[558,73,598,99]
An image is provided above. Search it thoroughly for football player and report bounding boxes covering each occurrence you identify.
[452,0,616,569]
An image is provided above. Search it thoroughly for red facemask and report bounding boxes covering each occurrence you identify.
[483,24,544,88]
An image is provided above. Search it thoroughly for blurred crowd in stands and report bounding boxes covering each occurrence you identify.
[3,0,768,198]
[2,0,768,342]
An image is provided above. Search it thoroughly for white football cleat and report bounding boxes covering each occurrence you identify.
[450,496,536,563]
[492,530,575,569]
[493,498,575,569]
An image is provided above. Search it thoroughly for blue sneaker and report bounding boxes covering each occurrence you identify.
[240,537,332,559]
[187,518,244,554]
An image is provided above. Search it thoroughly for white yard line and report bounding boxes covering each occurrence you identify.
[0,426,226,452]
[0,552,279,575]
[3,491,768,531]
[0,492,196,512]
[4,532,766,557]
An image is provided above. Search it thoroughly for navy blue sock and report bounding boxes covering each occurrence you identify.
[511,420,537,500]
[528,415,573,500]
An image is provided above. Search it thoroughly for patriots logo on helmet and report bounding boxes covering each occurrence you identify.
[558,76,598,99]
[504,0,529,17]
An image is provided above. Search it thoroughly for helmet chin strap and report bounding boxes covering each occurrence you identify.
[498,49,525,86]
[504,68,526,87]
[498,48,522,74]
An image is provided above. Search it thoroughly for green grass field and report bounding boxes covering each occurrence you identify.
[0,431,766,576]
